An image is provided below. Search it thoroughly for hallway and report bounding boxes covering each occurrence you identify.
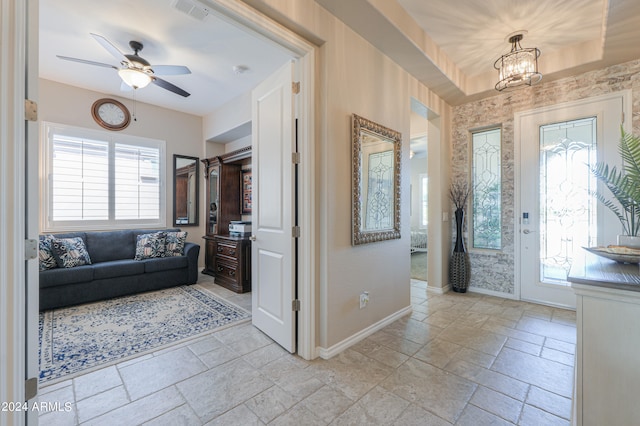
[38,278,574,425]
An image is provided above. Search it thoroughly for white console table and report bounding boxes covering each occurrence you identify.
[568,252,640,426]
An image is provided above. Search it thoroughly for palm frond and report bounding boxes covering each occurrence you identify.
[619,127,640,183]
[590,128,640,237]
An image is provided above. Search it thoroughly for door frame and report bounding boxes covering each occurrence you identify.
[199,0,317,359]
[514,91,632,305]
[1,0,31,420]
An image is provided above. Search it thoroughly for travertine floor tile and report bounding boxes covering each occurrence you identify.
[380,358,477,423]
[516,316,576,343]
[301,385,353,423]
[75,386,129,423]
[245,385,299,423]
[525,386,572,420]
[313,349,393,400]
[331,386,410,425]
[519,403,570,426]
[176,358,271,423]
[492,347,574,398]
[392,403,452,426]
[438,324,508,356]
[40,278,578,425]
[445,359,530,402]
[73,366,122,401]
[86,386,185,426]
[268,403,325,426]
[469,385,523,423]
[413,338,462,368]
[456,404,513,426]
[119,346,207,400]
[142,404,201,426]
[203,404,263,426]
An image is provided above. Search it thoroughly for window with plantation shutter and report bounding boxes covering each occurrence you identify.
[115,143,160,220]
[51,135,109,221]
[42,122,165,231]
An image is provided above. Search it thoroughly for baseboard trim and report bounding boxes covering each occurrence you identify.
[426,284,450,294]
[317,305,413,359]
[468,286,517,299]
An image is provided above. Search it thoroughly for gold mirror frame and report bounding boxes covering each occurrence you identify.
[352,114,402,245]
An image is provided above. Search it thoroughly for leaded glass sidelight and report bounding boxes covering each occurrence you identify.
[539,117,597,284]
[472,128,502,249]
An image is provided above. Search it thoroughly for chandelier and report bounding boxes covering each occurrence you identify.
[494,32,542,91]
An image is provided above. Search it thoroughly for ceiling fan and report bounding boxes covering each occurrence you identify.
[57,33,191,97]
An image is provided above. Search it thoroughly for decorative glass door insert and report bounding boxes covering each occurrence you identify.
[539,117,597,284]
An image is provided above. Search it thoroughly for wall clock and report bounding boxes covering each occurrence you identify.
[91,98,131,131]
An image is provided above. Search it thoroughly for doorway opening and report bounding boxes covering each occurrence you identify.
[409,100,429,284]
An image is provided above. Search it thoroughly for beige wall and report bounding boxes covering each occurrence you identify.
[452,59,640,296]
[38,79,207,265]
[243,0,452,350]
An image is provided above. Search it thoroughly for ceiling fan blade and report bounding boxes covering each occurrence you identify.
[151,77,190,97]
[152,65,192,76]
[56,55,118,69]
[90,33,128,63]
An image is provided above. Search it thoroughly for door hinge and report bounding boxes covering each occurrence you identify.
[25,377,38,400]
[292,152,300,164]
[25,239,38,260]
[292,226,300,238]
[292,299,301,311]
[292,81,300,94]
[25,99,38,121]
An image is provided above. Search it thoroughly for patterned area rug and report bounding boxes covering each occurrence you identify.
[39,285,250,384]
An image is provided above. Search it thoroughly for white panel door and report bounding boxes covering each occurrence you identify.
[518,93,626,308]
[251,61,296,353]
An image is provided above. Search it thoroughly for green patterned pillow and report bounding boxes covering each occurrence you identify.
[134,232,167,260]
[39,235,58,271]
[51,237,92,268]
[165,231,188,256]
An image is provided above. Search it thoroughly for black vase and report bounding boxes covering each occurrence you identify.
[450,208,470,293]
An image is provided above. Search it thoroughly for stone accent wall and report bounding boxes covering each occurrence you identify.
[452,59,640,295]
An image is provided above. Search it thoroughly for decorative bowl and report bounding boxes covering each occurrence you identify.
[583,246,640,264]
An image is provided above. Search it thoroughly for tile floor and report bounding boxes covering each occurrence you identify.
[38,276,576,425]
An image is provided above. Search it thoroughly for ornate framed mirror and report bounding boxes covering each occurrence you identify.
[352,114,402,245]
[173,154,199,226]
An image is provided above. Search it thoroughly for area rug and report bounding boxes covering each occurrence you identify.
[39,285,250,384]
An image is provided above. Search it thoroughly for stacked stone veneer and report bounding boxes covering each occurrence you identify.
[452,59,640,295]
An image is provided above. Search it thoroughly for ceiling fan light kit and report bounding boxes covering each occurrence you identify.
[118,68,152,89]
[57,33,192,97]
[494,31,542,92]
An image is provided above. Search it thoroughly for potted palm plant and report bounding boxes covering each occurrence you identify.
[591,128,640,246]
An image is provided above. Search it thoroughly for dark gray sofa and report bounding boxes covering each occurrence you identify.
[39,228,200,310]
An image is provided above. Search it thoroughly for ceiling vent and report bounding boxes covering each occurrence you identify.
[172,0,209,21]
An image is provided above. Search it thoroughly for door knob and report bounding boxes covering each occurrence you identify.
[249,235,257,241]
[523,229,532,234]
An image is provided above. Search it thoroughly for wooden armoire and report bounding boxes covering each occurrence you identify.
[202,146,252,293]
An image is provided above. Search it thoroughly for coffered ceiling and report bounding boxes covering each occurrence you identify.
[317,0,640,105]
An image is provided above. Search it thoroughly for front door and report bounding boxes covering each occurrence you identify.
[251,61,297,353]
[517,93,627,308]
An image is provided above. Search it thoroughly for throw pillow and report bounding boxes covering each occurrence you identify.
[39,235,58,271]
[165,231,188,256]
[134,232,167,260]
[51,237,92,268]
